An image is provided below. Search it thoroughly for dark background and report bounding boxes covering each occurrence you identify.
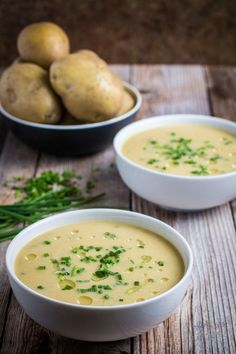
[0,0,235,66]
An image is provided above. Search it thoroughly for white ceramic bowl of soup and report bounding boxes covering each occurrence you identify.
[114,114,236,211]
[6,209,192,342]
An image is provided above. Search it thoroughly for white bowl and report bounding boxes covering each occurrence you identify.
[6,209,192,342]
[114,114,236,211]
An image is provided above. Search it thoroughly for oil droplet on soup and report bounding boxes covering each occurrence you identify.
[25,253,37,261]
[15,221,184,306]
[78,296,93,305]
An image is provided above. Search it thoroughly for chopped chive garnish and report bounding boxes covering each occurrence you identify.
[81,256,97,263]
[76,280,90,283]
[51,259,58,264]
[37,265,46,270]
[157,261,164,266]
[60,256,71,266]
[210,154,221,161]
[71,266,85,276]
[62,285,73,290]
[137,240,145,248]
[95,247,103,251]
[43,253,49,257]
[37,285,44,289]
[78,284,112,294]
[134,281,140,286]
[104,231,117,239]
[191,165,208,175]
[223,137,232,145]
[43,240,51,245]
[147,159,158,165]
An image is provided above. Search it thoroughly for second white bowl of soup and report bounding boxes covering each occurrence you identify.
[6,209,192,341]
[114,114,236,211]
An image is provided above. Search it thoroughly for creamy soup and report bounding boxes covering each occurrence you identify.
[122,124,236,176]
[15,221,184,306]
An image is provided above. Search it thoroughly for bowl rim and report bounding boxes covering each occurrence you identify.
[0,82,142,130]
[6,208,193,311]
[113,114,236,181]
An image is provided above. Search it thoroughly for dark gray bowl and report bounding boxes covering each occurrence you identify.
[0,82,141,156]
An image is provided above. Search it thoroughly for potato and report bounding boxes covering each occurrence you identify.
[60,111,80,125]
[50,50,124,123]
[117,89,135,116]
[0,63,61,124]
[17,22,70,69]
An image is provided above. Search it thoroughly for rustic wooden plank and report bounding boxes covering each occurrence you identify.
[1,65,235,354]
[0,117,8,156]
[0,133,38,350]
[130,65,236,354]
[0,69,9,155]
[205,66,236,222]
[205,66,236,121]
[0,65,132,354]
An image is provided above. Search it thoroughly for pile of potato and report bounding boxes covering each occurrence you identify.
[0,22,135,125]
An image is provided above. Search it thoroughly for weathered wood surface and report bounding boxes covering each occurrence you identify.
[0,65,235,354]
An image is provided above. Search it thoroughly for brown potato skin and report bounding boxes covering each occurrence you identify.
[17,22,70,69]
[116,89,135,116]
[60,111,80,125]
[50,50,124,123]
[0,63,61,124]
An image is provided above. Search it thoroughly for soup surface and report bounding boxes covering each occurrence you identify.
[122,124,236,176]
[15,221,184,306]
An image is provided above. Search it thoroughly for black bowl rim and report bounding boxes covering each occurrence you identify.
[0,82,142,131]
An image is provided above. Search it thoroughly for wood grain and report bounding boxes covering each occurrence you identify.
[0,132,38,349]
[130,65,236,354]
[0,65,235,354]
[205,66,236,222]
[0,66,132,354]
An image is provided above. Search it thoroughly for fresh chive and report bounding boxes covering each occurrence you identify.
[37,285,44,289]
[62,285,73,290]
[71,266,85,276]
[37,265,46,270]
[104,231,117,239]
[0,170,105,243]
[157,261,164,266]
[60,256,71,266]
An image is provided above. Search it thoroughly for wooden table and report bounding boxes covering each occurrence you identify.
[0,65,235,354]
